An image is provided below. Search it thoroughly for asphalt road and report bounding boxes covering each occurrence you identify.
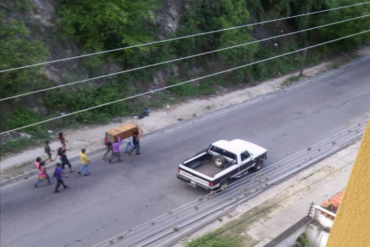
[1,55,370,247]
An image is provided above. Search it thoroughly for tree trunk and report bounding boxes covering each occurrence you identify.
[299,50,308,77]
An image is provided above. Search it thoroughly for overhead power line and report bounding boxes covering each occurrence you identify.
[2,13,370,102]
[0,1,369,74]
[1,28,369,135]
[191,162,352,247]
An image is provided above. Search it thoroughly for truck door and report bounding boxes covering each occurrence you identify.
[239,151,254,173]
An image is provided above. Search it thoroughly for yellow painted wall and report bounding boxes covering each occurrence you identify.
[326,118,370,247]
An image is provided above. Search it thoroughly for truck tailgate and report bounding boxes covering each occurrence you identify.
[178,166,211,189]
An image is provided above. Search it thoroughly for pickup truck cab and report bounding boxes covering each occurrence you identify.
[177,139,267,191]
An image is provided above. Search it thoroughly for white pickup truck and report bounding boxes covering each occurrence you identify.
[177,139,267,191]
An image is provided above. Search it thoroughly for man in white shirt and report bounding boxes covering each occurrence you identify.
[124,136,134,153]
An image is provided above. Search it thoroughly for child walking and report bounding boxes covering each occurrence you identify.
[44,141,55,162]
[59,132,67,149]
[34,162,53,188]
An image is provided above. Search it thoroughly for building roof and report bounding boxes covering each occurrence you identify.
[321,191,344,219]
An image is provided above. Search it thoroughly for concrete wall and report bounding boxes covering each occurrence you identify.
[265,217,313,247]
[306,223,329,247]
[273,222,329,247]
[275,227,306,247]
[313,206,334,230]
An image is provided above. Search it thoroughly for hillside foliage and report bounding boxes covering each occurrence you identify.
[1,0,369,137]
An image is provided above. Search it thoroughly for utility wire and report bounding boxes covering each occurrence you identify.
[0,1,369,74]
[2,13,370,102]
[190,161,352,247]
[1,29,369,135]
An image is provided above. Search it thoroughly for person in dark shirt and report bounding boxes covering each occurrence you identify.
[54,162,69,193]
[60,149,75,172]
[59,132,67,149]
[44,141,55,162]
[103,138,113,160]
[54,147,63,161]
[128,128,143,156]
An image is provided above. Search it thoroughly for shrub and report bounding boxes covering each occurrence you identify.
[187,234,244,247]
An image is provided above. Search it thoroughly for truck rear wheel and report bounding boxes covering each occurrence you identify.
[212,155,226,168]
[252,159,263,171]
[220,180,229,191]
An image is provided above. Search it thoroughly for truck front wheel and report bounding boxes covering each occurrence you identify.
[252,159,263,171]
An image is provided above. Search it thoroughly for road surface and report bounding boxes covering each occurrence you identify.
[1,55,370,247]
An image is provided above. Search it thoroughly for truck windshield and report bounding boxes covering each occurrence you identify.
[209,145,237,160]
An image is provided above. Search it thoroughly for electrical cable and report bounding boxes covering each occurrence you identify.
[2,13,370,101]
[0,1,369,74]
[190,161,352,247]
[1,29,369,135]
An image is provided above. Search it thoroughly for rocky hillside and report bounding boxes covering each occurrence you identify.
[0,0,369,135]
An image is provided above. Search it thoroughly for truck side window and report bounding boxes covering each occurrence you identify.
[241,151,250,161]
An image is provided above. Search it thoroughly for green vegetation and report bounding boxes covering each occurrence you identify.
[5,107,44,132]
[283,75,300,87]
[0,2,50,133]
[332,63,340,69]
[57,0,158,64]
[0,127,50,156]
[186,234,244,247]
[0,19,49,99]
[294,233,310,247]
[1,0,369,154]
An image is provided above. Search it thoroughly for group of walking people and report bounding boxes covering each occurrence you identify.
[103,127,144,163]
[33,127,143,193]
[34,132,92,193]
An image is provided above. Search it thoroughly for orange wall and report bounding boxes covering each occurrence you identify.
[326,118,370,247]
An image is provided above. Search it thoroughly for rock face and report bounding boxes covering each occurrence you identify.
[3,0,187,86]
[3,0,87,86]
[29,0,55,28]
[153,0,187,38]
[0,0,191,118]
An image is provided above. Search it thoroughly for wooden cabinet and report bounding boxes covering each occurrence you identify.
[106,123,138,143]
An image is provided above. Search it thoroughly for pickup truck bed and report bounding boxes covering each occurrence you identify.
[194,161,222,177]
[184,153,228,177]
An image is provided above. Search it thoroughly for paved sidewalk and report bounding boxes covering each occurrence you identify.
[175,142,360,247]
